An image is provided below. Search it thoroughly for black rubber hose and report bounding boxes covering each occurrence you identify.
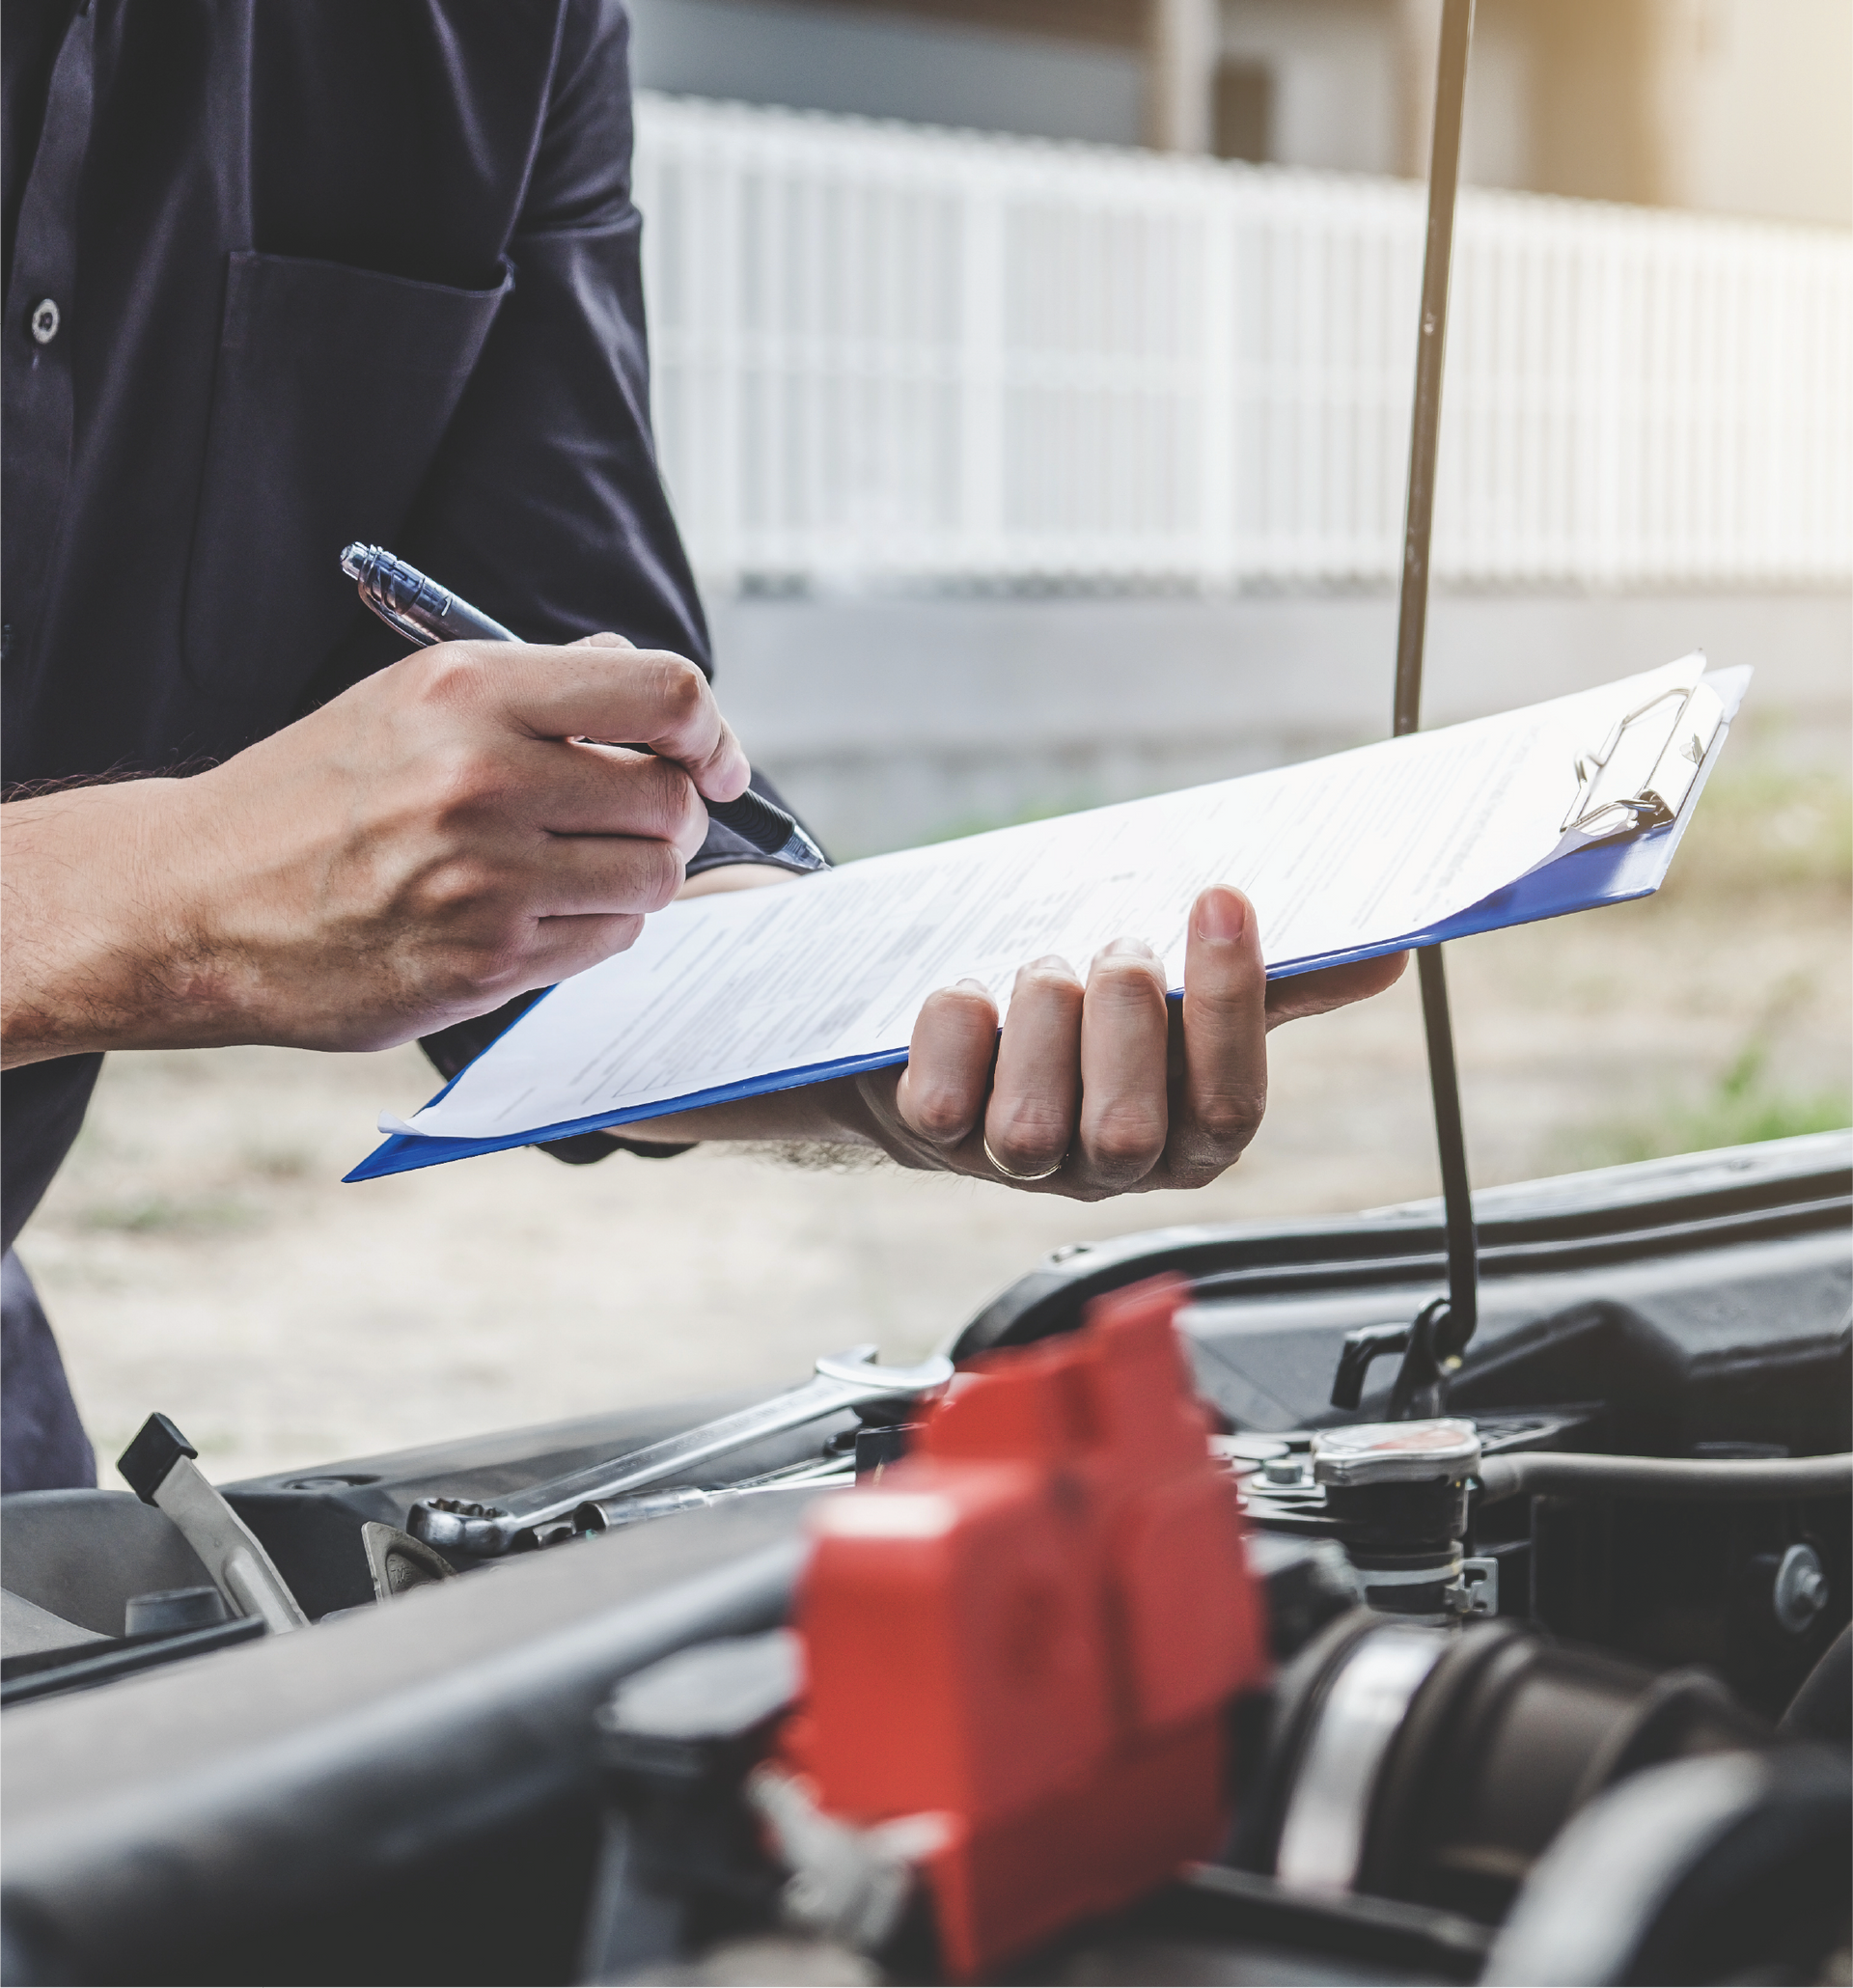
[1780,1624,1852,1747]
[1476,1450,1853,1505]
[1483,1748,1853,1987]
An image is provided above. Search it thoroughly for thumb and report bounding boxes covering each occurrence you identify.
[567,630,637,649]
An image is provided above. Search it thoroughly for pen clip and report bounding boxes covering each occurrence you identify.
[360,595,443,649]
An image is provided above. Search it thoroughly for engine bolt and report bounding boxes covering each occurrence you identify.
[1773,1542,1829,1634]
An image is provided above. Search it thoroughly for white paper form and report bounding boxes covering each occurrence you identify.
[378,658,1705,1149]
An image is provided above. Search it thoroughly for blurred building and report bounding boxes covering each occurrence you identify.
[627,0,1851,224]
[623,0,1852,851]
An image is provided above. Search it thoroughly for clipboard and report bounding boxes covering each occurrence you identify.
[1282,667,1741,979]
[346,665,1748,1183]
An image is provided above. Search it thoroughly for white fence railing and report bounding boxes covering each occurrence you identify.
[634,94,1853,592]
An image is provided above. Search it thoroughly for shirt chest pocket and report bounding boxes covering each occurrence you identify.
[182,250,511,711]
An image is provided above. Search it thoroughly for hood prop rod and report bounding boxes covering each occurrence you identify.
[1335,0,1480,1421]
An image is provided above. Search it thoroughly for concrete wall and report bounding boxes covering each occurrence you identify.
[708,589,1853,853]
[627,0,1146,144]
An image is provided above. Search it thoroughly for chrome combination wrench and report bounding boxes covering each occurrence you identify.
[406,1346,954,1558]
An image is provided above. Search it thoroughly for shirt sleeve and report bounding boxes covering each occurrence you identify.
[384,0,711,669]
[401,3,821,1159]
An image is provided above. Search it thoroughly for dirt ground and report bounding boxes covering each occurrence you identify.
[21,748,1850,1487]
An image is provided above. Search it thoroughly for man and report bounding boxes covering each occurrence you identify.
[1,2,1401,1491]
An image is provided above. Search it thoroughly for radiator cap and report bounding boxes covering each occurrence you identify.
[1313,1418,1480,1488]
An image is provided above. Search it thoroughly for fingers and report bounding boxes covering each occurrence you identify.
[1073,938,1172,1190]
[148,628,752,1055]
[1168,885,1267,1184]
[871,919,1258,1198]
[522,742,708,856]
[421,639,751,802]
[982,956,1084,1175]
[1265,949,1408,1029]
[523,826,688,918]
[894,980,998,1147]
[869,887,1379,1202]
[526,912,649,984]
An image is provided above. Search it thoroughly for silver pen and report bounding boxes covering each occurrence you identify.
[340,542,828,871]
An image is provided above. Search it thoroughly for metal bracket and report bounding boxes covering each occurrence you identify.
[117,1414,308,1632]
[1457,1557,1500,1618]
[1331,1322,1413,1410]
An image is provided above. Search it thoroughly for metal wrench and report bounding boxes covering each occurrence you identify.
[572,1452,856,1539]
[406,1347,954,1558]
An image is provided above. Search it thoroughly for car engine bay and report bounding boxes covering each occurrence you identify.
[2,1130,1848,1987]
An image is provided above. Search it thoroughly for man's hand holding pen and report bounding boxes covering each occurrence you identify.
[1,634,750,1066]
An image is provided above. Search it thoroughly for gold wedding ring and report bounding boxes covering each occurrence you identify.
[982,1137,1065,1183]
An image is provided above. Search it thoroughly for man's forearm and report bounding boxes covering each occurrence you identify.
[1,784,209,1068]
[612,1072,884,1150]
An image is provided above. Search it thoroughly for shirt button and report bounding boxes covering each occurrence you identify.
[29,297,61,345]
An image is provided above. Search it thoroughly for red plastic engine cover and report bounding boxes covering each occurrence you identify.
[785,1275,1269,1980]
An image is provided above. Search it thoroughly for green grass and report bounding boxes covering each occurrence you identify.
[1585,746,1851,1162]
[1575,1034,1851,1168]
[238,1143,314,1182]
[1658,759,1852,903]
[74,1193,263,1238]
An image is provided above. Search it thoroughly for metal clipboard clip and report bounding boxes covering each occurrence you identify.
[1561,677,1727,842]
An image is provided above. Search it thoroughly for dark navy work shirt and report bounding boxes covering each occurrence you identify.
[2,1,781,1253]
